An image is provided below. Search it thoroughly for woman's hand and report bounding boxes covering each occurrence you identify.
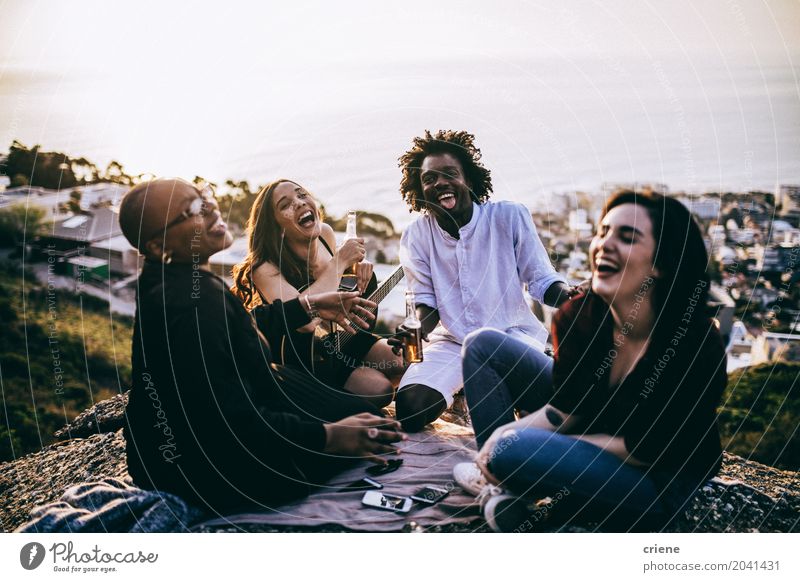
[305,291,376,334]
[355,261,373,295]
[475,417,538,485]
[323,413,407,465]
[334,237,366,273]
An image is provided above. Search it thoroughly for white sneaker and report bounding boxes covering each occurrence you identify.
[481,492,535,533]
[453,462,489,496]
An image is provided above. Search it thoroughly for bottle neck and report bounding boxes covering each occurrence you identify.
[404,294,417,322]
[345,213,357,239]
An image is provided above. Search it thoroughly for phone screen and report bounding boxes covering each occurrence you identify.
[338,275,358,292]
[362,490,411,513]
[366,458,403,476]
[379,494,407,509]
[410,486,449,505]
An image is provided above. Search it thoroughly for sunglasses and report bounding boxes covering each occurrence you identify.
[145,183,217,242]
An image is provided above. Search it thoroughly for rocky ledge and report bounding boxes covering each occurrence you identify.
[1,394,797,533]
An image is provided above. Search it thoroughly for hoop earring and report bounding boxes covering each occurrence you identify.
[162,250,173,265]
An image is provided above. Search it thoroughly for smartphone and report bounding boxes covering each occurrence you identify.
[338,477,383,492]
[410,485,450,505]
[361,491,412,513]
[338,275,359,292]
[365,458,403,476]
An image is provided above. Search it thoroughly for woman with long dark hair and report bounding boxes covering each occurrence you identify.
[454,190,727,532]
[120,178,405,513]
[232,180,403,408]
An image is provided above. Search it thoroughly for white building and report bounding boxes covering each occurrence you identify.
[678,196,721,220]
[777,184,800,217]
[89,234,143,276]
[568,209,593,237]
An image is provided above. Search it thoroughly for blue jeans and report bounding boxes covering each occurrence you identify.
[462,328,697,531]
[489,429,689,530]
[462,328,554,448]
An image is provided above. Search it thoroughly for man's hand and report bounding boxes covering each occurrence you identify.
[387,323,429,357]
[544,280,588,308]
[323,413,407,465]
[305,291,377,334]
[572,279,591,297]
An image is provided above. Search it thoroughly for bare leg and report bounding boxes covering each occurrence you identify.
[344,367,395,408]
[361,339,406,387]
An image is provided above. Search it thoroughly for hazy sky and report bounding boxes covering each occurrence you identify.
[2,0,799,76]
[1,0,798,216]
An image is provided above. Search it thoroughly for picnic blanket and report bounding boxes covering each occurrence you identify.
[193,420,481,532]
[16,420,480,533]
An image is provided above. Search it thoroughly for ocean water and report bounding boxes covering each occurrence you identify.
[1,57,798,230]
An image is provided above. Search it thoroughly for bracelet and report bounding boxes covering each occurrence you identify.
[302,294,319,319]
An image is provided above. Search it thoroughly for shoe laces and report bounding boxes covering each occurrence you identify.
[475,483,505,510]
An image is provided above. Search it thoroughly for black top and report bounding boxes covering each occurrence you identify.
[124,260,326,510]
[253,237,378,381]
[550,292,727,483]
[252,238,337,369]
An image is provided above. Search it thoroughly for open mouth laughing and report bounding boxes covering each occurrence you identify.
[208,215,228,236]
[594,257,621,278]
[298,210,316,228]
[436,191,457,210]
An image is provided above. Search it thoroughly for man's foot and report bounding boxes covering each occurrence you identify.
[453,462,488,496]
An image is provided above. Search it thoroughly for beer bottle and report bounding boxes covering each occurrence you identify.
[343,210,359,276]
[402,288,424,364]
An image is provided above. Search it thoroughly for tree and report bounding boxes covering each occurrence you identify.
[216,179,258,233]
[10,174,28,187]
[3,140,78,189]
[71,156,99,183]
[0,203,46,247]
[324,211,397,238]
[104,160,133,185]
[61,190,83,214]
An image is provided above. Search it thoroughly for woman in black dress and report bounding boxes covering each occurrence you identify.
[232,179,404,408]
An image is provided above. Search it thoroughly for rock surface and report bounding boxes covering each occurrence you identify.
[1,394,797,533]
[53,392,129,440]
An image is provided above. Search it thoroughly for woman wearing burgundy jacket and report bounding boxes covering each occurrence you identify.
[455,190,727,532]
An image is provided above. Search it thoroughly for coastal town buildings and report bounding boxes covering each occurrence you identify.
[2,181,798,370]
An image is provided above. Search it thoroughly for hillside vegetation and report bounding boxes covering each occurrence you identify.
[0,262,132,462]
[720,362,799,471]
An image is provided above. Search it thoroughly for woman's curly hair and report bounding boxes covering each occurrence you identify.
[398,130,492,213]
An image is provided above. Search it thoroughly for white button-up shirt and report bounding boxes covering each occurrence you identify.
[399,201,566,349]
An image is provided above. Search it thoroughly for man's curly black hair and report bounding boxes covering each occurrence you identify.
[398,129,492,213]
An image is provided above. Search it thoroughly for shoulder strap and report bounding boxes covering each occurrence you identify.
[319,235,335,257]
[249,271,270,305]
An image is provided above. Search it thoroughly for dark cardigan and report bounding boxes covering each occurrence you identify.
[124,260,329,510]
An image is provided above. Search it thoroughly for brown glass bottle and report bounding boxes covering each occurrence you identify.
[402,289,423,364]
